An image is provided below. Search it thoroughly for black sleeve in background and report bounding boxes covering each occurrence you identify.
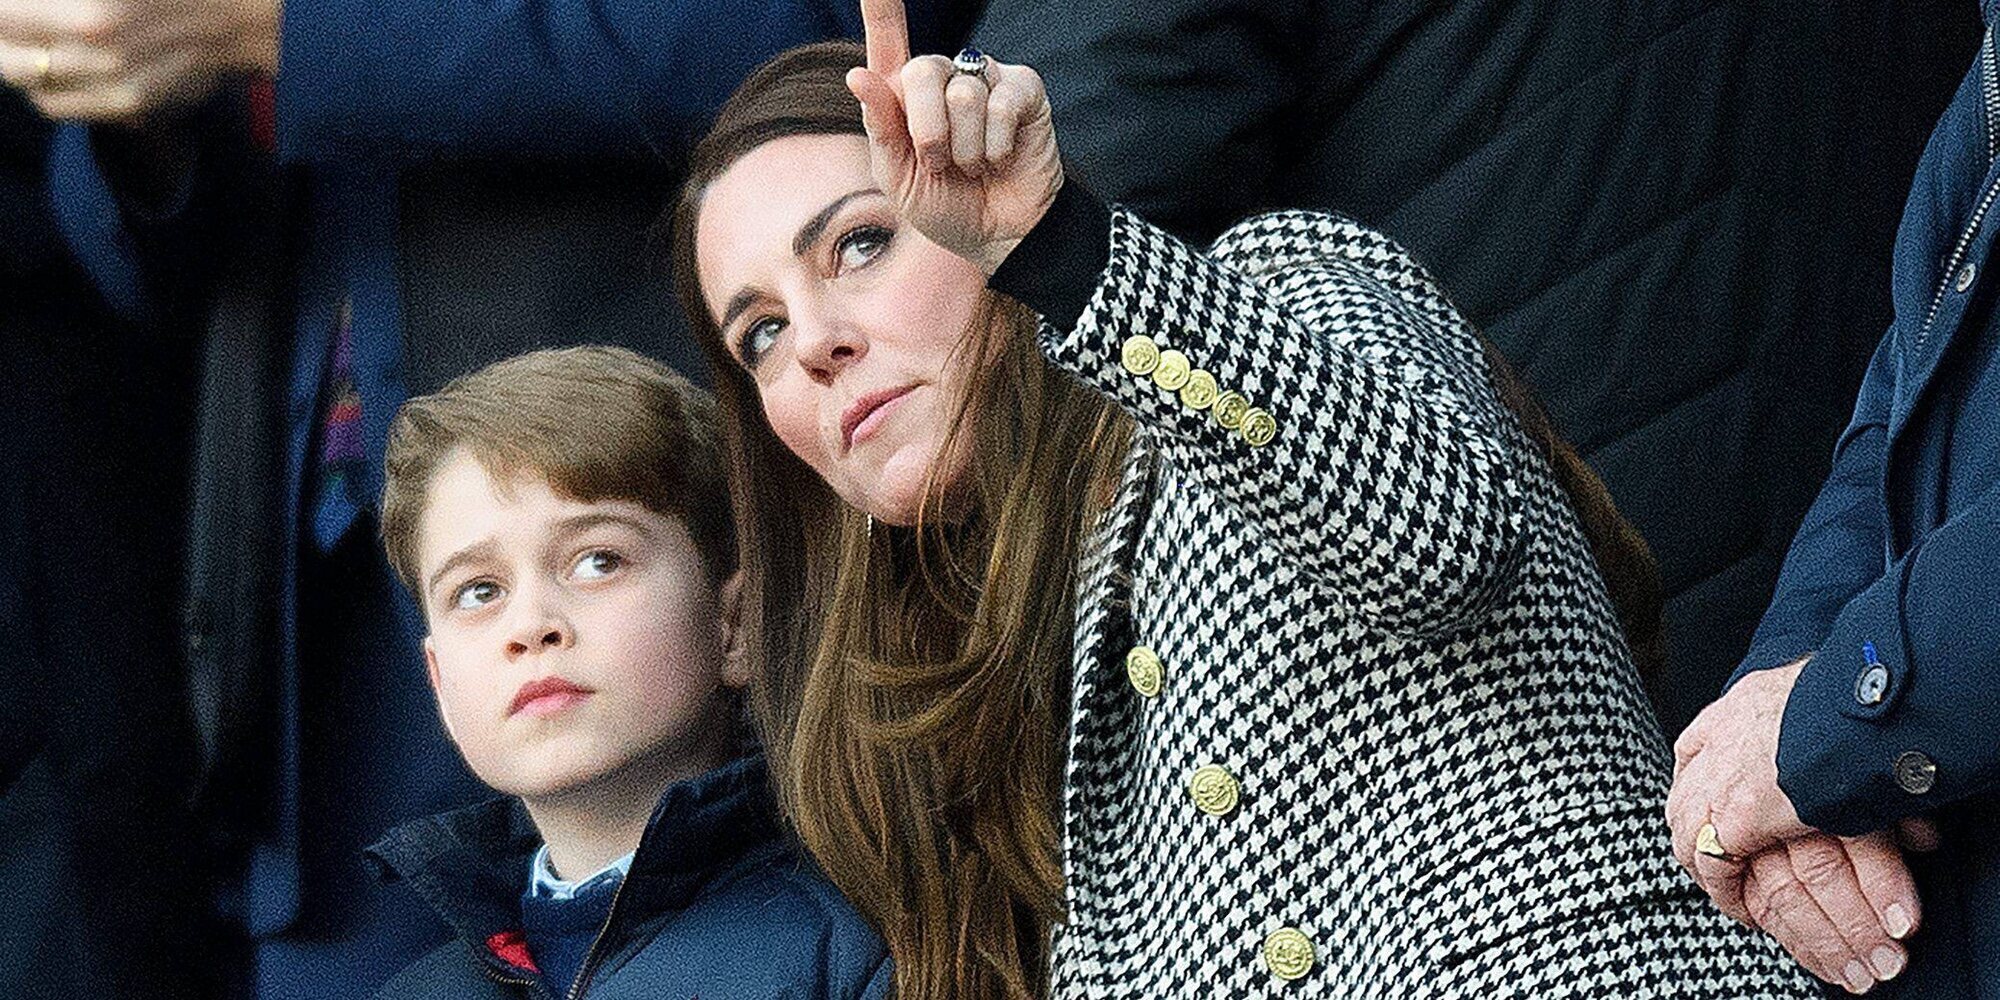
[988,179,1111,331]
[971,0,1305,245]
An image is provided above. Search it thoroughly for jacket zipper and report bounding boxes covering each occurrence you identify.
[1918,172,2000,349]
[1982,26,1999,159]
[1931,26,2000,348]
[481,962,554,999]
[563,874,635,1000]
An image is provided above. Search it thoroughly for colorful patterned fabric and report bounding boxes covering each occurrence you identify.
[311,297,365,549]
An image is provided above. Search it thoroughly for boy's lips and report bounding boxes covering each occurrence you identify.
[509,676,594,717]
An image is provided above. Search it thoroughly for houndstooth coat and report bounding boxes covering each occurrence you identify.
[1025,203,1822,998]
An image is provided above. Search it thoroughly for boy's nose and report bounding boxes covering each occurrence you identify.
[505,619,573,658]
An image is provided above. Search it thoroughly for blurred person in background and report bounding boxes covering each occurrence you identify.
[1670,2,2000,994]
[0,0,968,996]
[0,84,217,1000]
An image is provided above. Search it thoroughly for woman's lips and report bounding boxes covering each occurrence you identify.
[841,385,917,453]
[509,676,594,718]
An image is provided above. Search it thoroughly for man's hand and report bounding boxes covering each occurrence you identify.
[0,0,278,123]
[1667,659,1813,909]
[1668,657,1930,993]
[1740,831,1922,993]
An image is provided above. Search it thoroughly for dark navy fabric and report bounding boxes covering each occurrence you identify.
[368,756,892,1000]
[1736,6,2000,996]
[520,875,621,995]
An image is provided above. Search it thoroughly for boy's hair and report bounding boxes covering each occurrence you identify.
[381,345,734,598]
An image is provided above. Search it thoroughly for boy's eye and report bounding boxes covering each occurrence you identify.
[738,317,785,368]
[835,225,891,273]
[572,550,623,580]
[453,580,502,610]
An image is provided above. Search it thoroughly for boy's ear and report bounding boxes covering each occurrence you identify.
[424,636,459,743]
[720,569,751,689]
[422,636,441,692]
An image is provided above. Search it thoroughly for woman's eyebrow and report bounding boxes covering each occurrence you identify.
[718,188,881,336]
[792,188,878,257]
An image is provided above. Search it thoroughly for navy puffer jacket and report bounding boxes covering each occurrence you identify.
[366,756,891,1000]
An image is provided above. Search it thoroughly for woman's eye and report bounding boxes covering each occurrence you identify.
[572,550,623,580]
[835,225,891,272]
[452,580,502,611]
[739,317,784,367]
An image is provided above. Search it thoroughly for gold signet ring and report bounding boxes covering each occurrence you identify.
[1695,822,1731,859]
[30,48,52,87]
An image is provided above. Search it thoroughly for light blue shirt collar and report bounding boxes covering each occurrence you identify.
[528,844,635,901]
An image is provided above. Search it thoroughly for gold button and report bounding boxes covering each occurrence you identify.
[1178,369,1218,410]
[1263,928,1316,981]
[1188,764,1240,816]
[1212,391,1249,430]
[1240,408,1277,447]
[1125,645,1164,698]
[1152,349,1191,391]
[1120,335,1161,376]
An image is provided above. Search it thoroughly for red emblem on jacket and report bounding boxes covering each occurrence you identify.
[484,930,540,973]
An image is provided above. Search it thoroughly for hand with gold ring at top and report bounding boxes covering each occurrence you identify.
[0,0,278,123]
[1667,657,1936,993]
[843,0,1064,278]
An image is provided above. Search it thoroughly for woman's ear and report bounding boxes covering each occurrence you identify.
[720,569,752,688]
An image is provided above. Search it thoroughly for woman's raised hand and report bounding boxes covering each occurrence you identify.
[845,0,1063,276]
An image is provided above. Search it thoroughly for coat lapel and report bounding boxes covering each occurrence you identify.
[1059,433,1155,914]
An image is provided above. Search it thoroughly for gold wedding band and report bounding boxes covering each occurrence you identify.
[1695,821,1731,859]
[30,47,51,87]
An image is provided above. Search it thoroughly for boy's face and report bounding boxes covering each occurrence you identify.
[415,449,746,802]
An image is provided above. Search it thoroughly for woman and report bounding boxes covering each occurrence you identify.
[665,6,1821,997]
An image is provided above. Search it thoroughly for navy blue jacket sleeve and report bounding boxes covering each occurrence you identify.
[1729,332,1896,688]
[44,106,253,324]
[273,0,965,163]
[1774,462,2000,834]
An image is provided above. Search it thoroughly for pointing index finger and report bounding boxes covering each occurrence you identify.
[860,0,911,75]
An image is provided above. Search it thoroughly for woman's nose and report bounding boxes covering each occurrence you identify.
[792,307,867,382]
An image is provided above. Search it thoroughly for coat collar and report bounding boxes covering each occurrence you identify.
[366,755,783,965]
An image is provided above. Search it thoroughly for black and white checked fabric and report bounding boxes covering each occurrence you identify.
[1036,209,1819,998]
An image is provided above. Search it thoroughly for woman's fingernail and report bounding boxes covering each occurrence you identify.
[1871,944,1905,981]
[1885,903,1913,939]
[1844,960,1875,994]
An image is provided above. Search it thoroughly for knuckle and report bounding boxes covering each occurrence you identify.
[69,2,128,41]
[1758,871,1810,914]
[989,90,1025,120]
[946,83,983,110]
[1789,842,1849,888]
[106,87,141,118]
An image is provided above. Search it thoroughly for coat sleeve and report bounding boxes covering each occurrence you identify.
[971,0,1305,243]
[992,186,1526,637]
[272,0,966,163]
[43,106,258,324]
[1728,332,1897,687]
[1774,451,2000,834]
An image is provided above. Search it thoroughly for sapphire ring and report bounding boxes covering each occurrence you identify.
[952,47,991,81]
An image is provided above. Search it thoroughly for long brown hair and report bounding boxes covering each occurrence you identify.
[666,40,1663,1000]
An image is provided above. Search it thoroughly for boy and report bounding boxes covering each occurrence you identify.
[364,346,888,998]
